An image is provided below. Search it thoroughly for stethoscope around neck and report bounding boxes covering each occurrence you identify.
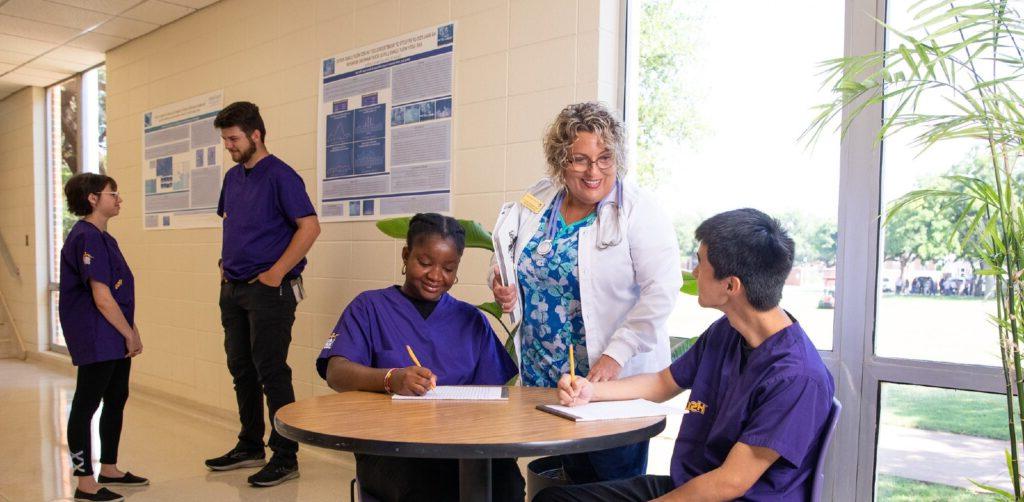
[535,180,623,257]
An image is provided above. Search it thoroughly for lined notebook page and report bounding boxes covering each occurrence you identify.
[537,399,682,421]
[391,386,508,401]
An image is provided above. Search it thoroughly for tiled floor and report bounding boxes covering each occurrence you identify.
[0,358,356,502]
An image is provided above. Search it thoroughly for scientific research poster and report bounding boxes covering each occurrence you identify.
[317,23,455,221]
[141,91,223,229]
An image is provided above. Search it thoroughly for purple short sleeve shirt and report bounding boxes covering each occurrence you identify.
[316,287,518,385]
[217,155,316,281]
[58,220,135,366]
[668,315,835,501]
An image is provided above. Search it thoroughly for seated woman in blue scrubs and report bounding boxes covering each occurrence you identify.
[316,213,523,502]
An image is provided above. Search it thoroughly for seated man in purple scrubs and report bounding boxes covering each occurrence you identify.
[316,213,524,502]
[537,208,835,502]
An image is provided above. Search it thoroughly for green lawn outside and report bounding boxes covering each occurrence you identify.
[876,475,999,501]
[880,384,1016,441]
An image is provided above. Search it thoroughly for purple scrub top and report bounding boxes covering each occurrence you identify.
[668,314,835,501]
[217,155,316,281]
[316,287,518,385]
[58,220,134,366]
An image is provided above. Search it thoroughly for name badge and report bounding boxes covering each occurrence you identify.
[520,193,544,214]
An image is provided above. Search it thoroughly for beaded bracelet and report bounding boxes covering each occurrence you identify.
[383,368,397,394]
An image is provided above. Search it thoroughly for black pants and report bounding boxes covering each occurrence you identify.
[355,453,526,502]
[534,474,675,502]
[560,440,649,483]
[67,358,132,477]
[220,280,298,461]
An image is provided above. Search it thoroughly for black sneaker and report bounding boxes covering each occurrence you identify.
[97,471,149,486]
[247,457,299,487]
[204,448,266,471]
[74,487,124,501]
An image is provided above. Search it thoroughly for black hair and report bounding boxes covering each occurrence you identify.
[214,101,267,142]
[64,173,118,217]
[406,213,466,255]
[695,208,795,311]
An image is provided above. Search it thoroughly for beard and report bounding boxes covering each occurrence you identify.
[231,139,257,164]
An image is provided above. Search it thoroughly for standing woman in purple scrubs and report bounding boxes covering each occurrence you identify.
[316,213,523,502]
[59,173,148,502]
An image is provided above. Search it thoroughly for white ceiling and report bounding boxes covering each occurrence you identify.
[0,0,219,101]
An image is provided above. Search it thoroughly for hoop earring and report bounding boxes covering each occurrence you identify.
[401,264,406,275]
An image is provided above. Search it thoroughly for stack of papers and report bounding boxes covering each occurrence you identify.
[391,386,509,401]
[537,399,682,422]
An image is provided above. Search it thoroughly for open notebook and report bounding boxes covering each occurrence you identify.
[537,399,682,422]
[391,385,509,401]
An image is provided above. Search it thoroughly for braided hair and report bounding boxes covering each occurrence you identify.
[406,213,466,255]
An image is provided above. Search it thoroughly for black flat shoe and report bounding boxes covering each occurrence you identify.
[74,487,124,501]
[98,471,149,486]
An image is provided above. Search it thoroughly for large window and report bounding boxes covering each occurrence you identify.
[629,0,1017,500]
[46,66,106,352]
[635,0,843,350]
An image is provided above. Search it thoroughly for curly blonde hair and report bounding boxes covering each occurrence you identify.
[543,102,627,185]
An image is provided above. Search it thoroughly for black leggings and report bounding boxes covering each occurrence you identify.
[67,358,131,476]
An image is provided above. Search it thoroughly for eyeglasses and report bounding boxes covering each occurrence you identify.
[94,191,120,198]
[566,154,615,172]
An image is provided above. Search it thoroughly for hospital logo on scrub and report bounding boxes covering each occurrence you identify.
[83,252,93,265]
[324,332,337,350]
[686,400,709,415]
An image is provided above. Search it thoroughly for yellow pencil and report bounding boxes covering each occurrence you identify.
[406,345,423,367]
[569,345,576,382]
[406,344,434,389]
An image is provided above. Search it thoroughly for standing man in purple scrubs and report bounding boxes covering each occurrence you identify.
[537,208,835,502]
[204,102,321,487]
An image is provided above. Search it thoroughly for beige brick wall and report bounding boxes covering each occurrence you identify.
[100,0,621,411]
[0,87,47,356]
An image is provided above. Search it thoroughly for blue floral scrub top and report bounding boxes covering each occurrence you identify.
[517,204,596,387]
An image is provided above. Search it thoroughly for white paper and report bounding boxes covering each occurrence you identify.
[540,399,683,422]
[317,23,455,221]
[391,385,507,401]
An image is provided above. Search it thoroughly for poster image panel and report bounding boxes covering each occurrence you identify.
[317,23,455,222]
[142,90,224,230]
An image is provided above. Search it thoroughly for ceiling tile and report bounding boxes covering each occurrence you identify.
[0,33,58,54]
[163,0,218,9]
[0,0,112,30]
[67,31,127,51]
[29,55,93,73]
[121,0,193,24]
[47,0,144,16]
[47,45,105,65]
[93,15,159,38]
[3,68,71,86]
[0,49,33,65]
[0,14,82,44]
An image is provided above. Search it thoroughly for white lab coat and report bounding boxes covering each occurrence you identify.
[490,177,681,379]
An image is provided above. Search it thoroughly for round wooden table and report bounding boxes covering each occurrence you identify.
[275,387,666,502]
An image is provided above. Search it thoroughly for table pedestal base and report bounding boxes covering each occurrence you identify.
[459,458,493,502]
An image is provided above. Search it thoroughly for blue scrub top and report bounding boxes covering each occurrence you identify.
[217,154,316,281]
[58,220,134,366]
[517,208,595,387]
[669,315,835,501]
[316,287,518,385]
